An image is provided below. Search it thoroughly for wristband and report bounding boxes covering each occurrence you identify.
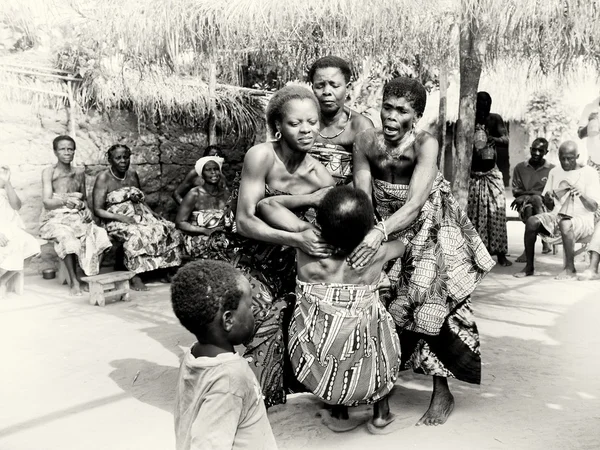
[374,221,388,242]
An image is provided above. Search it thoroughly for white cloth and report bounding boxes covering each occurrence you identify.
[174,349,277,450]
[578,97,600,164]
[542,165,600,231]
[0,190,40,271]
[195,156,224,177]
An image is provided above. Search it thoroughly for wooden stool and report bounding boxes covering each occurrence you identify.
[6,270,24,295]
[81,271,135,307]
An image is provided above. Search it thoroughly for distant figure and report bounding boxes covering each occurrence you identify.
[577,93,600,169]
[511,138,555,261]
[258,186,403,433]
[175,155,229,259]
[93,144,182,291]
[514,141,600,280]
[467,91,512,266]
[308,56,374,184]
[40,136,112,296]
[0,166,40,298]
[171,260,277,450]
[173,146,227,205]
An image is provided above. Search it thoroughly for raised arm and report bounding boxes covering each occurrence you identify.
[353,131,373,198]
[173,168,197,205]
[175,190,216,235]
[1,168,22,211]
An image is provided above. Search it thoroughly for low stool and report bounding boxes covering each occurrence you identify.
[81,271,135,307]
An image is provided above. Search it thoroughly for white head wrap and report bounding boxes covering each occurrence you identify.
[195,156,224,177]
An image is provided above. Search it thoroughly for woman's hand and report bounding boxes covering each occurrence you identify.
[348,229,385,268]
[297,229,333,258]
[117,215,136,225]
[64,198,79,209]
[310,186,334,207]
[0,232,8,247]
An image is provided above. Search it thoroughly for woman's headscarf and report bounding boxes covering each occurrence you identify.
[195,156,224,177]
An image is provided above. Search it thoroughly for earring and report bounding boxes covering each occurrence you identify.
[275,131,282,140]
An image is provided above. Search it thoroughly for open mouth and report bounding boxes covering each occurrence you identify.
[383,125,400,136]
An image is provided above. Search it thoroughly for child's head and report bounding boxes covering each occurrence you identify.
[316,186,375,257]
[171,260,255,346]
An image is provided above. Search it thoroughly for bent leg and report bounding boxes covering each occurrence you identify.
[555,219,577,280]
[514,216,543,277]
[63,254,82,296]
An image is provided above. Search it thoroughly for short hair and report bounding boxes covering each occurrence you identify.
[53,135,76,151]
[265,85,320,136]
[171,260,243,336]
[477,91,492,106]
[203,145,223,157]
[531,137,549,150]
[316,186,374,257]
[308,56,352,83]
[107,144,131,159]
[382,77,427,117]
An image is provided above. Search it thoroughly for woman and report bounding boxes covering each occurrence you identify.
[175,155,229,259]
[308,56,374,184]
[173,146,227,205]
[467,92,512,266]
[203,85,335,407]
[93,144,183,291]
[0,166,40,298]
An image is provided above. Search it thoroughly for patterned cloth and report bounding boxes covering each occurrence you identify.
[40,193,111,276]
[289,280,401,406]
[0,190,40,271]
[105,187,182,274]
[182,210,224,259]
[373,174,494,384]
[309,143,353,185]
[467,167,509,255]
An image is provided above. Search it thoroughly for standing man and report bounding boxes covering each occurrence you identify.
[511,138,555,261]
[577,94,600,170]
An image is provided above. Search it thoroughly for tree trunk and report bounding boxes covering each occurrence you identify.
[454,14,483,210]
[207,63,217,146]
[437,66,448,174]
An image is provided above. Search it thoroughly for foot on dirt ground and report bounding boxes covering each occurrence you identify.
[367,413,396,434]
[555,269,577,281]
[577,269,600,281]
[515,252,527,263]
[318,408,368,432]
[542,243,552,254]
[416,390,454,426]
[130,275,148,291]
[497,255,513,267]
[514,270,534,278]
[69,282,82,296]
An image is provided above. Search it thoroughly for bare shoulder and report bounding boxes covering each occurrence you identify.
[350,109,375,132]
[355,127,378,148]
[245,142,276,162]
[414,130,438,153]
[42,166,54,178]
[95,169,110,182]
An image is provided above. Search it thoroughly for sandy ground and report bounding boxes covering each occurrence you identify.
[1,221,600,450]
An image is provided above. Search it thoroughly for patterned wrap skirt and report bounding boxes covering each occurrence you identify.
[289,280,401,406]
[373,174,494,384]
[309,143,353,185]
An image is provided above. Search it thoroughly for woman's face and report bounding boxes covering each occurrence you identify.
[109,148,131,173]
[277,99,320,152]
[54,139,75,165]
[312,67,348,116]
[380,96,417,144]
[202,161,221,185]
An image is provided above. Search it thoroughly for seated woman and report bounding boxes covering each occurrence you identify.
[0,166,41,298]
[92,144,183,291]
[173,146,227,205]
[40,136,112,296]
[201,85,335,407]
[175,155,229,258]
[258,186,404,434]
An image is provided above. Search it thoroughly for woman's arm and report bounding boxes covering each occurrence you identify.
[92,172,134,224]
[175,190,215,235]
[257,194,318,233]
[173,169,197,205]
[489,114,509,146]
[41,167,67,210]
[4,180,22,211]
[353,131,373,198]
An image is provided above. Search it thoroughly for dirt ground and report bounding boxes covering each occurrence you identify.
[1,221,599,450]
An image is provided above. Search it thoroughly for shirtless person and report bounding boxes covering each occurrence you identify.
[40,136,112,295]
[308,56,374,184]
[172,146,227,205]
[351,77,494,426]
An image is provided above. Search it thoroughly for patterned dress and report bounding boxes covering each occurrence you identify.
[309,142,353,185]
[373,174,494,384]
[289,280,401,406]
[104,187,182,274]
[182,210,224,259]
[0,190,40,271]
[40,192,111,276]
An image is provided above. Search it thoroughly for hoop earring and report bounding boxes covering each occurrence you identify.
[275,131,282,140]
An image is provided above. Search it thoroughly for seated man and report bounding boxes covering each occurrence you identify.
[172,146,227,205]
[514,141,600,280]
[40,136,112,296]
[511,137,555,261]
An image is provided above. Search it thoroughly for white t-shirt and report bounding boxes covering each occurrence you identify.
[578,97,600,164]
[542,165,600,228]
[174,349,278,450]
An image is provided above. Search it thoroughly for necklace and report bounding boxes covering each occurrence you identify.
[382,129,416,159]
[109,167,126,181]
[319,109,352,140]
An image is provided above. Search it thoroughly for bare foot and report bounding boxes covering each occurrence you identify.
[578,269,600,281]
[513,270,533,278]
[69,282,83,296]
[515,252,527,263]
[555,269,577,280]
[542,242,552,254]
[130,275,148,291]
[417,388,454,426]
[497,254,512,267]
[317,408,368,432]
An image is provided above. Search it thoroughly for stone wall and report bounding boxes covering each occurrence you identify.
[0,100,261,271]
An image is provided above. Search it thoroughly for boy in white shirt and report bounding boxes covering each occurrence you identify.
[171,260,278,450]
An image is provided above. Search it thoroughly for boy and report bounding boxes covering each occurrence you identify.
[257,186,405,434]
[171,260,278,450]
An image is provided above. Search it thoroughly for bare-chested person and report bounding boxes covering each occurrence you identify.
[351,77,495,426]
[172,145,227,205]
[175,155,230,259]
[40,135,112,296]
[308,56,374,184]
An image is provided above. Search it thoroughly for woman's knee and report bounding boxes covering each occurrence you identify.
[525,216,541,231]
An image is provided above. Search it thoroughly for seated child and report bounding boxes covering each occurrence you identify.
[257,186,405,434]
[171,260,278,450]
